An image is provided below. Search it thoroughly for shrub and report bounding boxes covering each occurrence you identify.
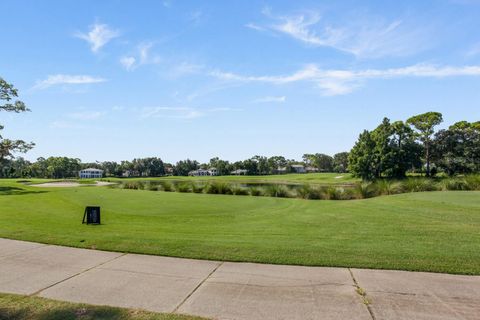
[354,182,376,199]
[122,182,139,190]
[296,184,324,200]
[465,175,480,190]
[232,186,250,195]
[176,183,191,193]
[249,187,264,196]
[160,181,174,192]
[191,183,206,193]
[264,184,291,198]
[373,180,404,195]
[146,182,160,191]
[324,186,344,200]
[403,178,438,192]
[205,182,233,195]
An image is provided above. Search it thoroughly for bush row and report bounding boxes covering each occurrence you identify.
[115,175,480,200]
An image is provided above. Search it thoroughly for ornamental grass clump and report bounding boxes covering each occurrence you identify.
[232,186,250,195]
[403,178,438,192]
[249,187,264,196]
[191,183,206,193]
[159,181,174,192]
[373,180,404,195]
[296,184,324,200]
[354,182,376,199]
[176,183,191,193]
[264,184,291,198]
[465,174,480,190]
[205,182,233,195]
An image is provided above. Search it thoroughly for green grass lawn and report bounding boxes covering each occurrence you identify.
[107,172,359,185]
[0,293,206,320]
[1,179,479,275]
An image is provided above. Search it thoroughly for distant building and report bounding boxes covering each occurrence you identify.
[188,168,218,176]
[291,165,306,173]
[305,166,319,173]
[79,168,103,179]
[231,169,248,175]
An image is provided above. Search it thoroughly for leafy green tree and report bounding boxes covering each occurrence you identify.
[302,153,333,171]
[0,77,34,161]
[349,118,421,180]
[432,121,480,175]
[333,152,349,173]
[348,130,378,180]
[407,112,443,176]
[267,156,288,174]
[209,157,231,175]
[174,159,199,176]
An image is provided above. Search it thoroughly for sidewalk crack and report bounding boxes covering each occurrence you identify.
[29,252,128,297]
[348,268,376,320]
[173,261,224,313]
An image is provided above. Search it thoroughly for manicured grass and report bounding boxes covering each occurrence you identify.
[108,172,359,185]
[0,179,479,274]
[0,293,206,320]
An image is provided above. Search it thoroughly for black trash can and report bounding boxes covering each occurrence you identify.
[82,206,101,224]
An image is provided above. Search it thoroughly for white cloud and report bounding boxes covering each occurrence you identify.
[75,23,119,53]
[68,111,105,120]
[245,23,266,31]
[120,42,161,70]
[120,56,136,71]
[210,64,480,96]
[253,96,286,103]
[141,107,203,119]
[140,106,235,119]
[249,9,428,58]
[169,62,204,77]
[33,74,106,89]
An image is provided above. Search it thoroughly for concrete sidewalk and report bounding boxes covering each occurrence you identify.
[1,238,479,320]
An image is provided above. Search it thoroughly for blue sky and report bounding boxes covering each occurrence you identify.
[1,0,480,163]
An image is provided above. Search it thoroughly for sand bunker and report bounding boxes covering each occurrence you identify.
[30,181,114,188]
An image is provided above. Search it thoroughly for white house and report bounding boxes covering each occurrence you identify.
[291,165,306,173]
[79,168,103,179]
[188,168,218,176]
[231,169,248,175]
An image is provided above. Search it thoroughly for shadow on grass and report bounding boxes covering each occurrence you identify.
[0,306,124,320]
[0,186,48,196]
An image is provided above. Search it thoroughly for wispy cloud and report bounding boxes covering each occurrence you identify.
[50,120,83,129]
[169,62,205,77]
[67,111,106,120]
[75,23,119,53]
[245,23,266,32]
[33,74,106,89]
[120,42,161,71]
[140,106,235,119]
[466,42,480,57]
[210,64,480,96]
[248,8,428,58]
[253,96,286,103]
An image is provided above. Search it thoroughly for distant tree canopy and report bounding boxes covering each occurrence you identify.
[406,112,443,177]
[349,117,423,180]
[432,121,480,176]
[348,112,480,180]
[0,77,34,161]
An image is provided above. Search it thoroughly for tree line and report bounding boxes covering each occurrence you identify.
[348,112,480,180]
[0,153,350,179]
